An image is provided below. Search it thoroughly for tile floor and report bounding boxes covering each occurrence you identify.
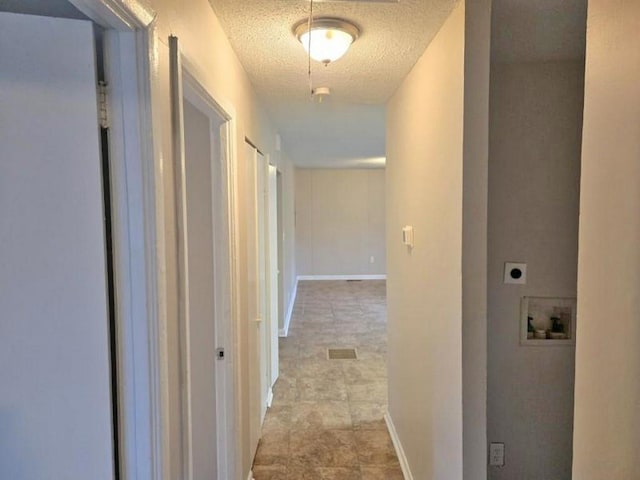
[252,280,403,480]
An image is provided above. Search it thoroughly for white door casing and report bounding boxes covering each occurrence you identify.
[69,1,163,478]
[256,151,269,423]
[170,36,237,480]
[268,164,280,389]
[245,141,262,458]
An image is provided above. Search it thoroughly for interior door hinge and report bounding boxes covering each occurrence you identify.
[98,81,109,129]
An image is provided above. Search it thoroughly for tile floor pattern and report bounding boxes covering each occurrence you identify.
[252,280,404,480]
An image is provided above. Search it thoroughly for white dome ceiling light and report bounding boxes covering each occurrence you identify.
[294,17,360,66]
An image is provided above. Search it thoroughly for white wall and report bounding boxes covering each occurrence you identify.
[386,3,465,478]
[386,1,492,476]
[572,1,640,477]
[276,151,296,330]
[295,168,386,277]
[487,61,584,480]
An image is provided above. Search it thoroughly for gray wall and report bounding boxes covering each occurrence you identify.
[487,61,584,479]
[295,168,385,277]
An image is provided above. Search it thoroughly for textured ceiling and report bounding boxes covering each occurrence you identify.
[210,0,586,168]
[210,0,458,168]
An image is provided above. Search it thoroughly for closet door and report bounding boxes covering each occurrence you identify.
[0,12,115,480]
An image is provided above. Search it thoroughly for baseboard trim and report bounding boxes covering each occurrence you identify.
[279,278,298,337]
[385,412,414,480]
[297,274,387,281]
[266,387,274,409]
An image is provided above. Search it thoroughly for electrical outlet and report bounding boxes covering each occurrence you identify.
[489,443,505,467]
[369,256,375,264]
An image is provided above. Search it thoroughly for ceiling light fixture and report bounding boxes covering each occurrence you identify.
[294,17,359,66]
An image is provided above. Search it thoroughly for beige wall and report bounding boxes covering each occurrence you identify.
[386,2,465,478]
[144,1,295,477]
[573,0,640,477]
[278,151,297,327]
[487,61,584,480]
[295,168,386,277]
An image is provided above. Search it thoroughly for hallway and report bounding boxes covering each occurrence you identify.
[252,280,403,480]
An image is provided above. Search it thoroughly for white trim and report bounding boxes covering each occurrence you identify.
[175,41,243,480]
[225,98,243,480]
[171,37,240,480]
[168,37,194,480]
[70,0,155,30]
[247,471,255,480]
[279,278,298,337]
[266,387,274,409]
[297,274,387,281]
[68,1,164,479]
[182,67,237,480]
[384,412,414,480]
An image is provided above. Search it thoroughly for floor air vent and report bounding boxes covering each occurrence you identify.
[328,348,357,360]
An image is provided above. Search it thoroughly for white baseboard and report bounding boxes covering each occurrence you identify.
[279,278,298,337]
[266,387,274,409]
[297,274,386,281]
[385,412,414,480]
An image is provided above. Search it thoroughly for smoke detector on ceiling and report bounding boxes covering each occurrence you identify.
[312,87,331,103]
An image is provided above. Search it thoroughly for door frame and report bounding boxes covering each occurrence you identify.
[267,163,280,400]
[169,36,240,480]
[68,1,164,478]
[249,149,280,414]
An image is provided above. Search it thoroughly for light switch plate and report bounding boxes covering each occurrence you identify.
[504,262,527,284]
[489,442,505,467]
[402,226,414,248]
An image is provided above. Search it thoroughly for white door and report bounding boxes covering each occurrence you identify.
[256,152,269,422]
[0,12,115,480]
[268,165,279,386]
[182,99,219,478]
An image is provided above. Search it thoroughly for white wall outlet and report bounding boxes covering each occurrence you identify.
[504,262,527,284]
[369,256,375,264]
[489,442,505,467]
